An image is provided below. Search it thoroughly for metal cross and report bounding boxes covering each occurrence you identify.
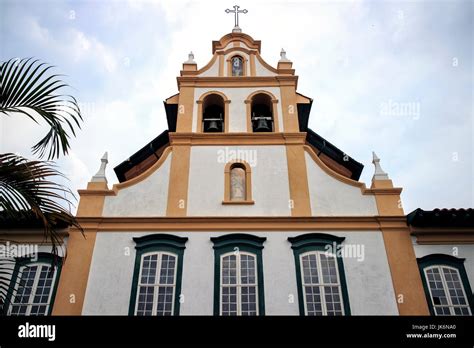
[225,5,248,29]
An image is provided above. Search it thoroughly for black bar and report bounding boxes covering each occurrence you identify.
[0,316,473,346]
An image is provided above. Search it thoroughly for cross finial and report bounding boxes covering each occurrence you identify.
[225,5,248,33]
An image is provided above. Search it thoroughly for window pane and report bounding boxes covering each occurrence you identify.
[426,268,448,309]
[320,254,338,284]
[222,255,237,285]
[241,286,257,316]
[221,286,238,316]
[13,266,38,305]
[240,254,256,285]
[156,286,174,316]
[301,254,319,285]
[140,254,158,285]
[304,286,323,316]
[136,286,154,316]
[324,286,343,316]
[159,254,176,285]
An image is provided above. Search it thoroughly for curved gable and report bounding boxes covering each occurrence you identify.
[304,146,378,216]
[103,148,173,217]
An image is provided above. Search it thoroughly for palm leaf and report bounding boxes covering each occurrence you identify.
[0,58,83,160]
[0,153,83,314]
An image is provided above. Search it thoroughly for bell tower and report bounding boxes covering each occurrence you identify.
[161,22,314,217]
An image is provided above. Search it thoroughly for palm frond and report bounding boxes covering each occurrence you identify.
[0,58,83,160]
[0,153,82,232]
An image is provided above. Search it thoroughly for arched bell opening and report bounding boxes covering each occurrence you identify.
[251,93,274,132]
[202,94,225,133]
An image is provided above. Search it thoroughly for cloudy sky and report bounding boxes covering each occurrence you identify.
[0,0,472,214]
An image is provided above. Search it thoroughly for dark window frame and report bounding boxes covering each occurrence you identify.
[417,253,474,316]
[288,233,351,316]
[211,234,266,316]
[2,252,63,316]
[128,234,188,316]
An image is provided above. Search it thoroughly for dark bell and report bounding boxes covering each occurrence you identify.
[205,120,220,132]
[255,118,271,132]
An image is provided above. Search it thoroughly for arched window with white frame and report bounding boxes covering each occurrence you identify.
[129,234,188,316]
[288,233,351,316]
[3,253,62,316]
[220,251,258,316]
[211,234,266,316]
[299,251,344,316]
[418,254,473,316]
[135,251,178,316]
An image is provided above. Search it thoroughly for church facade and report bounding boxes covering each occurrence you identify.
[3,29,473,317]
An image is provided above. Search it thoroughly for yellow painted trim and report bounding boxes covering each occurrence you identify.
[176,87,195,132]
[218,53,224,77]
[169,132,306,146]
[52,182,106,314]
[76,215,410,232]
[280,85,299,132]
[286,144,311,216]
[370,178,430,315]
[212,33,261,54]
[249,52,256,76]
[178,76,298,89]
[223,160,254,204]
[166,145,190,216]
[181,54,219,77]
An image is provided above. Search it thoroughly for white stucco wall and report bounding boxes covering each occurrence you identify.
[197,56,219,77]
[187,145,291,216]
[82,230,398,315]
[102,153,172,217]
[255,57,277,76]
[413,242,474,287]
[305,152,378,216]
[192,87,284,133]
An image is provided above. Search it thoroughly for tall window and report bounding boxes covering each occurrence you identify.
[231,56,244,76]
[223,161,254,205]
[288,234,351,316]
[135,252,177,315]
[3,253,62,316]
[418,254,473,316]
[299,252,344,315]
[129,234,188,316]
[211,234,266,316]
[220,252,258,315]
